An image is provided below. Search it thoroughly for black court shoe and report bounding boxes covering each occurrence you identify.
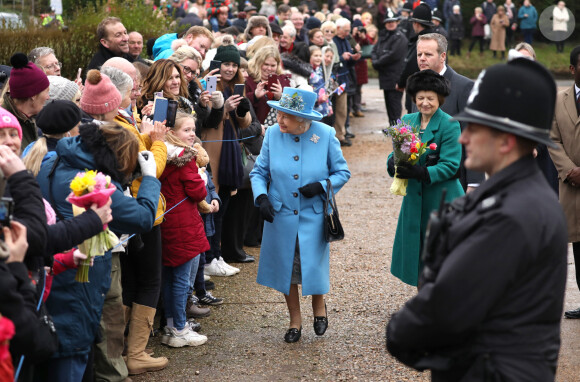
[314,304,328,336]
[284,326,302,343]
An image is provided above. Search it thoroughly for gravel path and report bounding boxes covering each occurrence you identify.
[133,82,579,381]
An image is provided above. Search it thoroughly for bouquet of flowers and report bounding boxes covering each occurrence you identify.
[68,170,119,282]
[384,120,437,196]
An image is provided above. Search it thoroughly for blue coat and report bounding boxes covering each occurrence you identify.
[36,136,161,357]
[250,121,350,296]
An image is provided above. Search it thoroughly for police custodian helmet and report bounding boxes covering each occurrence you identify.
[452,58,557,148]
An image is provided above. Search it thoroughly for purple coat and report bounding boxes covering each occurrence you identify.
[470,14,488,37]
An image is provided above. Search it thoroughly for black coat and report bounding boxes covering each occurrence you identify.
[448,13,465,40]
[87,45,135,72]
[397,27,435,89]
[387,155,567,382]
[371,28,408,90]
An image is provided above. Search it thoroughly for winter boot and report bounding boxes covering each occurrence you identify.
[126,303,168,375]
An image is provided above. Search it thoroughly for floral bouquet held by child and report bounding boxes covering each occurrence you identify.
[68,171,119,282]
[384,120,437,196]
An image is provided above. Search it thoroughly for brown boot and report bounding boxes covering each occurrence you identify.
[126,303,168,375]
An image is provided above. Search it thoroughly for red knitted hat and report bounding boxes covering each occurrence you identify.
[80,70,122,116]
[8,53,49,99]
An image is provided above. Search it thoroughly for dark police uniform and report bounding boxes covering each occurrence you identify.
[386,58,568,381]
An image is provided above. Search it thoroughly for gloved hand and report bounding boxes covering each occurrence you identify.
[236,98,251,117]
[256,194,275,223]
[299,182,324,198]
[211,90,224,109]
[396,162,430,183]
[387,156,395,174]
[138,151,157,178]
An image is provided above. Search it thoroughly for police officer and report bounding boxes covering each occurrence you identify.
[386,58,568,381]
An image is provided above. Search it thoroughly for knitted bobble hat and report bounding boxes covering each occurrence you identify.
[80,70,122,116]
[8,53,50,99]
[214,44,241,66]
[47,75,80,103]
[0,107,23,140]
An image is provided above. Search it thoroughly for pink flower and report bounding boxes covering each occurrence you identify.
[429,143,437,150]
[94,173,110,191]
[400,127,407,134]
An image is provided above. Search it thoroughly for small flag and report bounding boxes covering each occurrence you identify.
[333,83,346,96]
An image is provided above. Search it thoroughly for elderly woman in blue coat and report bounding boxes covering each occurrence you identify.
[250,87,350,343]
[387,70,464,287]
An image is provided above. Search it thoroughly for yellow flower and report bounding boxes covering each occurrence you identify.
[410,154,417,160]
[70,170,98,196]
[416,142,421,149]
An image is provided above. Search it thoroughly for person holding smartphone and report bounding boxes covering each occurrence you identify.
[246,46,291,126]
[200,44,255,274]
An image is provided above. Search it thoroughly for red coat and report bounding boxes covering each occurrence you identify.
[160,144,209,267]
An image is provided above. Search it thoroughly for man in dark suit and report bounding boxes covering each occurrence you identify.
[413,32,485,191]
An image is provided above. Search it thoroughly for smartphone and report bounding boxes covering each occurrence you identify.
[209,60,222,72]
[234,83,245,97]
[206,76,217,94]
[166,100,178,128]
[153,98,168,123]
[76,68,82,82]
[267,74,278,90]
[0,197,14,227]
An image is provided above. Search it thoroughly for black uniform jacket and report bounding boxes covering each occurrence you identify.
[387,155,568,382]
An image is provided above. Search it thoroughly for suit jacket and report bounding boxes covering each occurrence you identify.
[412,66,484,189]
[549,85,580,242]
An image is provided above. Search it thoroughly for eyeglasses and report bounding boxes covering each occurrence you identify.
[181,65,198,79]
[131,86,143,94]
[43,62,62,71]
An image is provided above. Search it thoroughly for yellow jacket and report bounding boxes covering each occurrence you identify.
[115,115,167,226]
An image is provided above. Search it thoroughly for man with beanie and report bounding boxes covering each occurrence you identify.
[387,59,567,382]
[1,53,50,149]
[87,17,134,71]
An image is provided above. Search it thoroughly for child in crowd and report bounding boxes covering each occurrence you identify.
[309,46,332,118]
[320,46,338,128]
[159,112,209,348]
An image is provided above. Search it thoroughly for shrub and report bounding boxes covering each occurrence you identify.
[0,0,171,79]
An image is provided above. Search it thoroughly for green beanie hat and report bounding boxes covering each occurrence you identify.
[214,44,241,66]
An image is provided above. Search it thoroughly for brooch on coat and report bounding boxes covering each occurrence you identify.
[310,134,320,143]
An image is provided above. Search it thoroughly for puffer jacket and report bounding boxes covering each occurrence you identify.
[160,143,209,267]
[36,124,161,357]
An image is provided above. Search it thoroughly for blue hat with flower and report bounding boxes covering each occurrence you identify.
[267,87,323,121]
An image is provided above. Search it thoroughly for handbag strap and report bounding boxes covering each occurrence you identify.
[325,179,339,217]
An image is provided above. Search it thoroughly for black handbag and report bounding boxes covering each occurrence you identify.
[324,179,344,242]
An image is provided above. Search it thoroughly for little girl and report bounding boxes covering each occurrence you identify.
[309,45,332,117]
[160,112,210,347]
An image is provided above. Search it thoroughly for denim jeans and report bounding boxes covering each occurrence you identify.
[163,256,199,330]
[190,251,206,295]
[46,353,89,382]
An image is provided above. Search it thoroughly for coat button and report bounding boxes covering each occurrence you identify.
[294,210,298,215]
[294,155,299,161]
[294,137,299,142]
[293,192,298,197]
[293,174,299,179]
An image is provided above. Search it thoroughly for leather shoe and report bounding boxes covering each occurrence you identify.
[565,307,580,319]
[224,253,255,263]
[284,326,302,343]
[353,111,365,117]
[345,131,356,139]
[340,139,352,147]
[313,304,328,336]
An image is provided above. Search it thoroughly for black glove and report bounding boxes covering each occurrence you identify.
[387,156,395,174]
[236,98,251,117]
[256,194,275,223]
[298,182,325,198]
[396,162,430,183]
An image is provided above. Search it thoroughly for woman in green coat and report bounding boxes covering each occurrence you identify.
[387,70,465,286]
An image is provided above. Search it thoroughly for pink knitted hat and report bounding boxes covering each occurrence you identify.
[0,107,23,140]
[80,70,122,116]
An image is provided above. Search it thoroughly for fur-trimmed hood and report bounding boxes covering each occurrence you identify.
[165,142,197,167]
[281,53,312,78]
[78,123,129,185]
[244,15,272,41]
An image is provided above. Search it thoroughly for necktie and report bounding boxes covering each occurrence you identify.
[576,92,580,116]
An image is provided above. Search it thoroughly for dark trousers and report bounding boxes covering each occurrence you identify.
[121,226,162,308]
[573,242,580,292]
[449,39,461,56]
[244,205,263,246]
[522,29,534,44]
[383,89,403,125]
[468,36,484,53]
[206,185,233,263]
[353,84,363,112]
[194,251,207,296]
[221,188,253,262]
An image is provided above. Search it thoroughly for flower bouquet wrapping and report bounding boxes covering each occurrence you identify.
[68,171,119,282]
[384,120,437,196]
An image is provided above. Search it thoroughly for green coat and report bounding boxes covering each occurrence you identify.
[387,108,465,286]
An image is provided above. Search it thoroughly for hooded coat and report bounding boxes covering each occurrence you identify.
[160,143,209,267]
[243,15,272,42]
[36,124,161,357]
